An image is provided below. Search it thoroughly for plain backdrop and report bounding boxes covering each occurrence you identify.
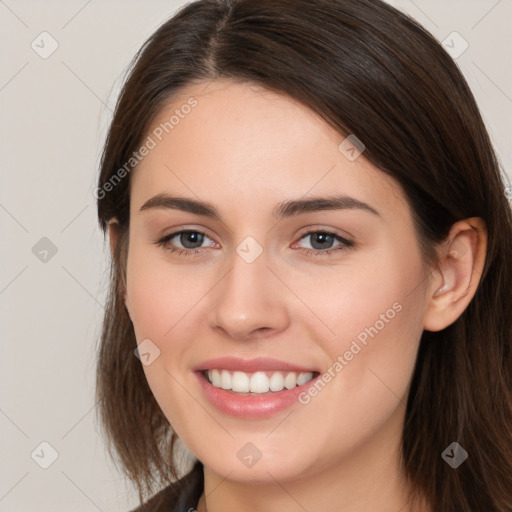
[1,1,511,510]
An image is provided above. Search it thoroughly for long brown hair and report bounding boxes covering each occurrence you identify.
[94,0,512,509]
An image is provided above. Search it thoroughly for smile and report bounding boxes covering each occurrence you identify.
[203,369,318,394]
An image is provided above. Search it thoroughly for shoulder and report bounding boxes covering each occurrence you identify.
[128,461,204,512]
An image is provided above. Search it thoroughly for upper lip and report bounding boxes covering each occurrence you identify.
[193,356,318,374]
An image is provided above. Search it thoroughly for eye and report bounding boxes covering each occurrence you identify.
[155,229,216,256]
[154,228,355,257]
[294,230,355,256]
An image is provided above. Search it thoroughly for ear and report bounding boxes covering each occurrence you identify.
[423,217,487,332]
[107,217,120,257]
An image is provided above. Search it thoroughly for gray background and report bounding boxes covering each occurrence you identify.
[1,0,511,510]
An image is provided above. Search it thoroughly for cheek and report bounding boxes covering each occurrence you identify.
[305,243,426,405]
[291,259,425,469]
[124,248,207,434]
[125,246,204,343]
[290,243,425,355]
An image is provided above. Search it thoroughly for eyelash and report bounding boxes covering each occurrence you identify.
[154,229,355,257]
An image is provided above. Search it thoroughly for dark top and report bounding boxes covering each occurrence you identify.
[129,460,204,512]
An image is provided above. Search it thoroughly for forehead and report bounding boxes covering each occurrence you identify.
[130,78,407,218]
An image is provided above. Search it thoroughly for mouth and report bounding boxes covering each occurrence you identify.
[199,369,321,395]
[192,356,323,417]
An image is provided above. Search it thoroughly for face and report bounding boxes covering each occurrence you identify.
[123,78,432,483]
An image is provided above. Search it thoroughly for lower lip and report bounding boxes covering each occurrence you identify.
[194,371,320,418]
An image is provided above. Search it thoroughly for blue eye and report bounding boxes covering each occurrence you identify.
[154,229,354,257]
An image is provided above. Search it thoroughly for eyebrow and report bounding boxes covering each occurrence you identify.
[139,193,381,220]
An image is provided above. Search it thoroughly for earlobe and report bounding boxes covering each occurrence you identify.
[423,217,487,332]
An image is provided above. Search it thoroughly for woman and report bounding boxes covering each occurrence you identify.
[94,0,512,510]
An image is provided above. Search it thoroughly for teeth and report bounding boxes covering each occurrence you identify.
[269,372,284,392]
[297,372,313,386]
[249,371,268,393]
[284,372,297,390]
[206,369,315,394]
[220,370,231,389]
[233,371,250,392]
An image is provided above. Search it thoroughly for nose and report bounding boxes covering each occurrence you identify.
[208,244,290,341]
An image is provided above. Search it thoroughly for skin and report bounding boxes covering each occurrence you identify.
[108,78,487,512]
